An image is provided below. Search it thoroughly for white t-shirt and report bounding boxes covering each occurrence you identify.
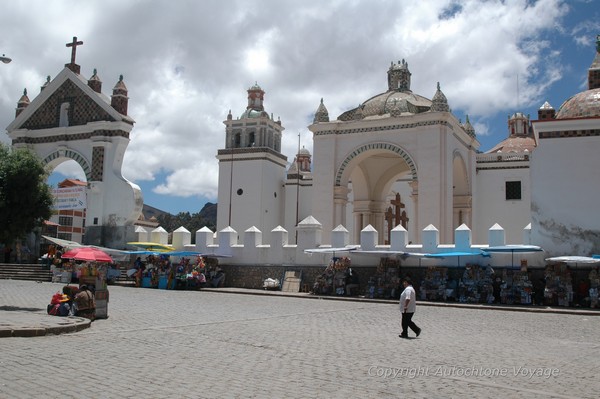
[400,285,416,313]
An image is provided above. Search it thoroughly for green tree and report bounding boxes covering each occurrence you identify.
[0,143,54,245]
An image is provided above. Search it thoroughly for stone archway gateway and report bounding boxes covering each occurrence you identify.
[6,38,142,248]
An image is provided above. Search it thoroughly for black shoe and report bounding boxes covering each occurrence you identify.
[415,327,421,337]
[399,334,408,338]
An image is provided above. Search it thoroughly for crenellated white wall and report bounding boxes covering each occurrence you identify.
[137,216,546,268]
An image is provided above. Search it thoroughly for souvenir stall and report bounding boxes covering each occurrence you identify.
[419,267,449,301]
[174,255,206,290]
[498,267,533,305]
[543,263,573,306]
[365,258,400,299]
[312,256,351,296]
[61,247,111,319]
[51,261,74,283]
[458,264,495,304]
[139,254,171,288]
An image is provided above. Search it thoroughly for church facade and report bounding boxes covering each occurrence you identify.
[6,38,143,248]
[219,37,600,257]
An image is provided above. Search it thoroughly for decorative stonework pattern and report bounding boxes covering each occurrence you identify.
[539,129,600,139]
[11,129,129,145]
[335,142,417,186]
[91,147,104,181]
[43,149,92,181]
[315,120,452,136]
[476,165,530,172]
[21,80,115,130]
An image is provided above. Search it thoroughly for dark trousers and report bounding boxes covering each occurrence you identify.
[401,312,419,336]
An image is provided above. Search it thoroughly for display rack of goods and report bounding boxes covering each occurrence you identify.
[313,257,351,295]
[366,258,400,299]
[543,264,573,306]
[499,269,533,305]
[420,267,448,301]
[458,265,495,304]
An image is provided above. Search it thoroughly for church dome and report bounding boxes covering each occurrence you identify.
[337,60,433,121]
[555,88,600,119]
[555,37,600,119]
[240,109,269,119]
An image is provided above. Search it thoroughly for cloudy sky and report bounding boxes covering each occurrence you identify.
[1,0,598,215]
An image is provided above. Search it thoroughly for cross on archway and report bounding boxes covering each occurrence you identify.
[391,193,409,229]
[66,36,83,64]
[384,193,410,244]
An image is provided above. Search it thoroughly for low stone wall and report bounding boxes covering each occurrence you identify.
[217,264,378,292]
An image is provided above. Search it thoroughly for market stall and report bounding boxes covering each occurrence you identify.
[61,246,112,319]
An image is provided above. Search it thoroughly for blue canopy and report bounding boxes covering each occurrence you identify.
[425,251,489,258]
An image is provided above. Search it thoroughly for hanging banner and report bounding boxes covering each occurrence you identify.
[52,186,87,210]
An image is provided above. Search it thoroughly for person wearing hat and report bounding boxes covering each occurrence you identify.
[399,276,421,338]
[47,292,71,316]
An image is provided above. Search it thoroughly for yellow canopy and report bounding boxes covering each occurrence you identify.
[127,242,174,252]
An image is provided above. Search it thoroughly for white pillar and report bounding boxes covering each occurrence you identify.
[360,224,378,251]
[331,225,349,248]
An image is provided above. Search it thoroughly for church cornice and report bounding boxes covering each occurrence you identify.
[11,129,129,145]
[313,119,453,136]
[217,147,288,167]
[538,128,600,139]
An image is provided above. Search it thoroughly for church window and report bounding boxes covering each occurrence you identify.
[237,188,243,195]
[249,132,255,147]
[505,181,521,200]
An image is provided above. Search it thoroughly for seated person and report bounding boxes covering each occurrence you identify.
[47,293,72,316]
[74,284,96,320]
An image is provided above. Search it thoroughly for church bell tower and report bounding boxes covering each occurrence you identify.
[216,83,287,238]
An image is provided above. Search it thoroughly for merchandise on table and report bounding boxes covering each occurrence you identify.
[543,264,573,307]
[420,267,448,301]
[458,264,495,304]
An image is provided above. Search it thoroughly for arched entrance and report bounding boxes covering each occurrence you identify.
[335,142,417,244]
[452,151,472,231]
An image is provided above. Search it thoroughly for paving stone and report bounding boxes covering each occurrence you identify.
[0,280,598,398]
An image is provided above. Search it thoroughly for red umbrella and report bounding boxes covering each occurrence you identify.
[61,247,113,263]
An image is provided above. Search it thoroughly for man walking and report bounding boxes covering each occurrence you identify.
[399,277,421,338]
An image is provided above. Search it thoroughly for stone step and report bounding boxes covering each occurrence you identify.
[0,263,60,282]
[0,263,136,284]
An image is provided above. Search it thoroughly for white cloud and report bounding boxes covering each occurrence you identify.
[1,0,594,210]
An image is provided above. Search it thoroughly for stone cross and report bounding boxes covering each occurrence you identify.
[66,36,83,64]
[390,193,405,227]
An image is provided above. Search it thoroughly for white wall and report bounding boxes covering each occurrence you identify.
[530,121,600,256]
[474,155,532,244]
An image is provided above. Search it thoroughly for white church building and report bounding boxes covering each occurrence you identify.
[215,37,600,259]
[5,36,599,264]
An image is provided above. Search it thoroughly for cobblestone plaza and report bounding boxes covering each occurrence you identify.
[1,280,598,398]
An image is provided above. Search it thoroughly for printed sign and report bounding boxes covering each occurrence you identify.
[52,186,87,210]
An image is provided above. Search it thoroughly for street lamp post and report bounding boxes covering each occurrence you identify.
[1,54,12,64]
